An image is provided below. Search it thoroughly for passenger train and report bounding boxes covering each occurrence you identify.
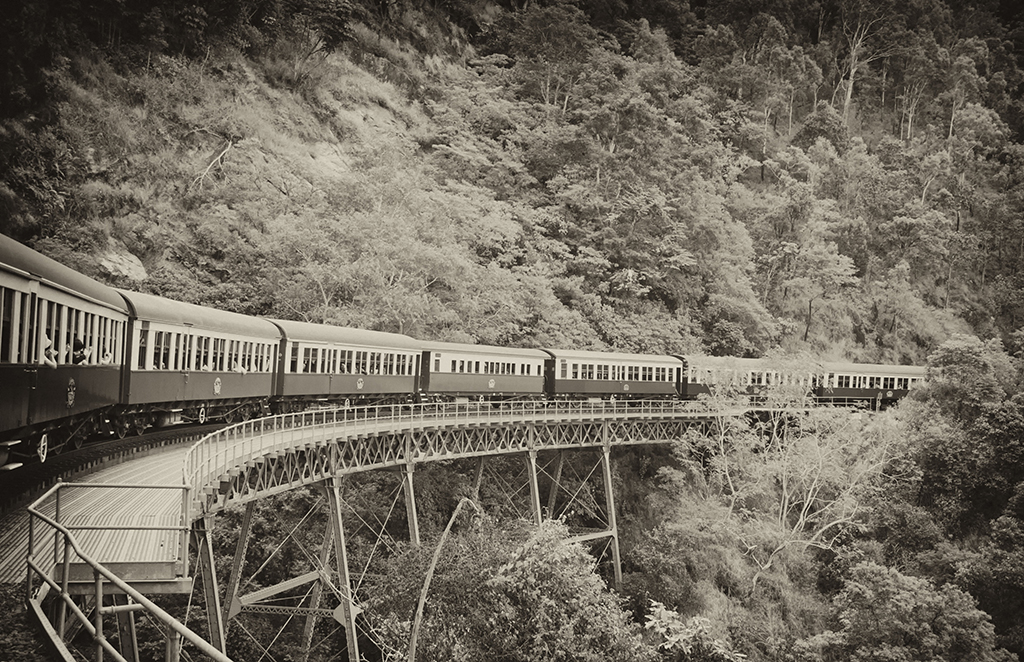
[0,235,925,469]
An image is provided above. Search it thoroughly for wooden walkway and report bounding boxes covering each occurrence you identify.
[0,444,188,585]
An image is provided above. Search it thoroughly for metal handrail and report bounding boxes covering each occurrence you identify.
[180,399,724,519]
[26,481,232,662]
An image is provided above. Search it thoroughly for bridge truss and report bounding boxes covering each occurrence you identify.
[27,400,740,662]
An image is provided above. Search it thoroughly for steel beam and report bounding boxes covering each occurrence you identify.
[224,500,255,622]
[471,457,485,501]
[326,477,360,662]
[302,527,334,661]
[547,451,565,518]
[192,516,226,654]
[404,460,420,546]
[600,443,622,591]
[524,450,543,525]
[111,594,139,662]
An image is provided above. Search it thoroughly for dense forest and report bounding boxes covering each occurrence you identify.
[3,0,1024,660]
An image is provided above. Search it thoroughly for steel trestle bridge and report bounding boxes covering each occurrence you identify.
[24,399,752,662]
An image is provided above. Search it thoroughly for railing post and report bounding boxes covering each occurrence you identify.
[165,629,181,662]
[26,511,33,603]
[53,481,61,567]
[95,569,105,662]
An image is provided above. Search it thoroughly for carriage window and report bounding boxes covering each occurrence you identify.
[184,335,194,370]
[451,359,457,373]
[571,363,579,379]
[0,288,13,363]
[560,361,567,379]
[197,337,207,370]
[433,357,439,372]
[302,347,313,373]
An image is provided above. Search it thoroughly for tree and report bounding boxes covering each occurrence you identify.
[918,334,1016,422]
[499,3,601,114]
[668,386,903,588]
[830,0,905,123]
[794,562,1013,662]
[366,518,654,662]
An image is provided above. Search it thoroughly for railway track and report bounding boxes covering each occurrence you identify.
[0,424,224,518]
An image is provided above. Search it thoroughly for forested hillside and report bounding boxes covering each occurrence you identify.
[4,1,1024,661]
[3,0,1024,361]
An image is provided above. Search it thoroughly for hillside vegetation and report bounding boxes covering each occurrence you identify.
[4,0,1024,361]
[5,1,1024,661]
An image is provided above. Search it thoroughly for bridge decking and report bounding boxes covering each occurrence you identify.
[0,444,187,585]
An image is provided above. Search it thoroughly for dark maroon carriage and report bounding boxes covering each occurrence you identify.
[1,235,130,465]
[270,319,421,409]
[419,341,547,401]
[117,290,281,428]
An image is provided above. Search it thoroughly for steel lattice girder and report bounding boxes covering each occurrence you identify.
[199,416,702,515]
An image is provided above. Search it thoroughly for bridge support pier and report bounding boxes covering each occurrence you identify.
[326,477,361,662]
[547,451,565,516]
[302,526,336,662]
[524,449,543,525]
[600,444,622,591]
[192,515,226,654]
[223,501,255,627]
[111,594,140,662]
[404,460,420,546]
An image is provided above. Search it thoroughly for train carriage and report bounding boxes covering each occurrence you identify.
[682,355,819,400]
[818,362,925,406]
[271,320,421,408]
[1,235,130,465]
[544,349,683,399]
[419,341,547,401]
[117,290,281,427]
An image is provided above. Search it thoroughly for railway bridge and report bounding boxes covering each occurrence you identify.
[20,399,760,662]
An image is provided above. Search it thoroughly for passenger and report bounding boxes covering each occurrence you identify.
[42,335,57,368]
[100,346,113,364]
[72,338,91,365]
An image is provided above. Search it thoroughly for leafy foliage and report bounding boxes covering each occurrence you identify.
[794,562,1013,662]
[366,518,654,662]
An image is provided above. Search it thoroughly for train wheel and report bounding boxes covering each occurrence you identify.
[198,406,207,425]
[37,434,49,463]
[224,409,236,424]
[70,433,84,451]
[134,417,148,436]
[114,419,130,439]
[241,405,252,422]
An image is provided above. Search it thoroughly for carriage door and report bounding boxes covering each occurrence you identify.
[179,324,196,401]
[1,280,35,431]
